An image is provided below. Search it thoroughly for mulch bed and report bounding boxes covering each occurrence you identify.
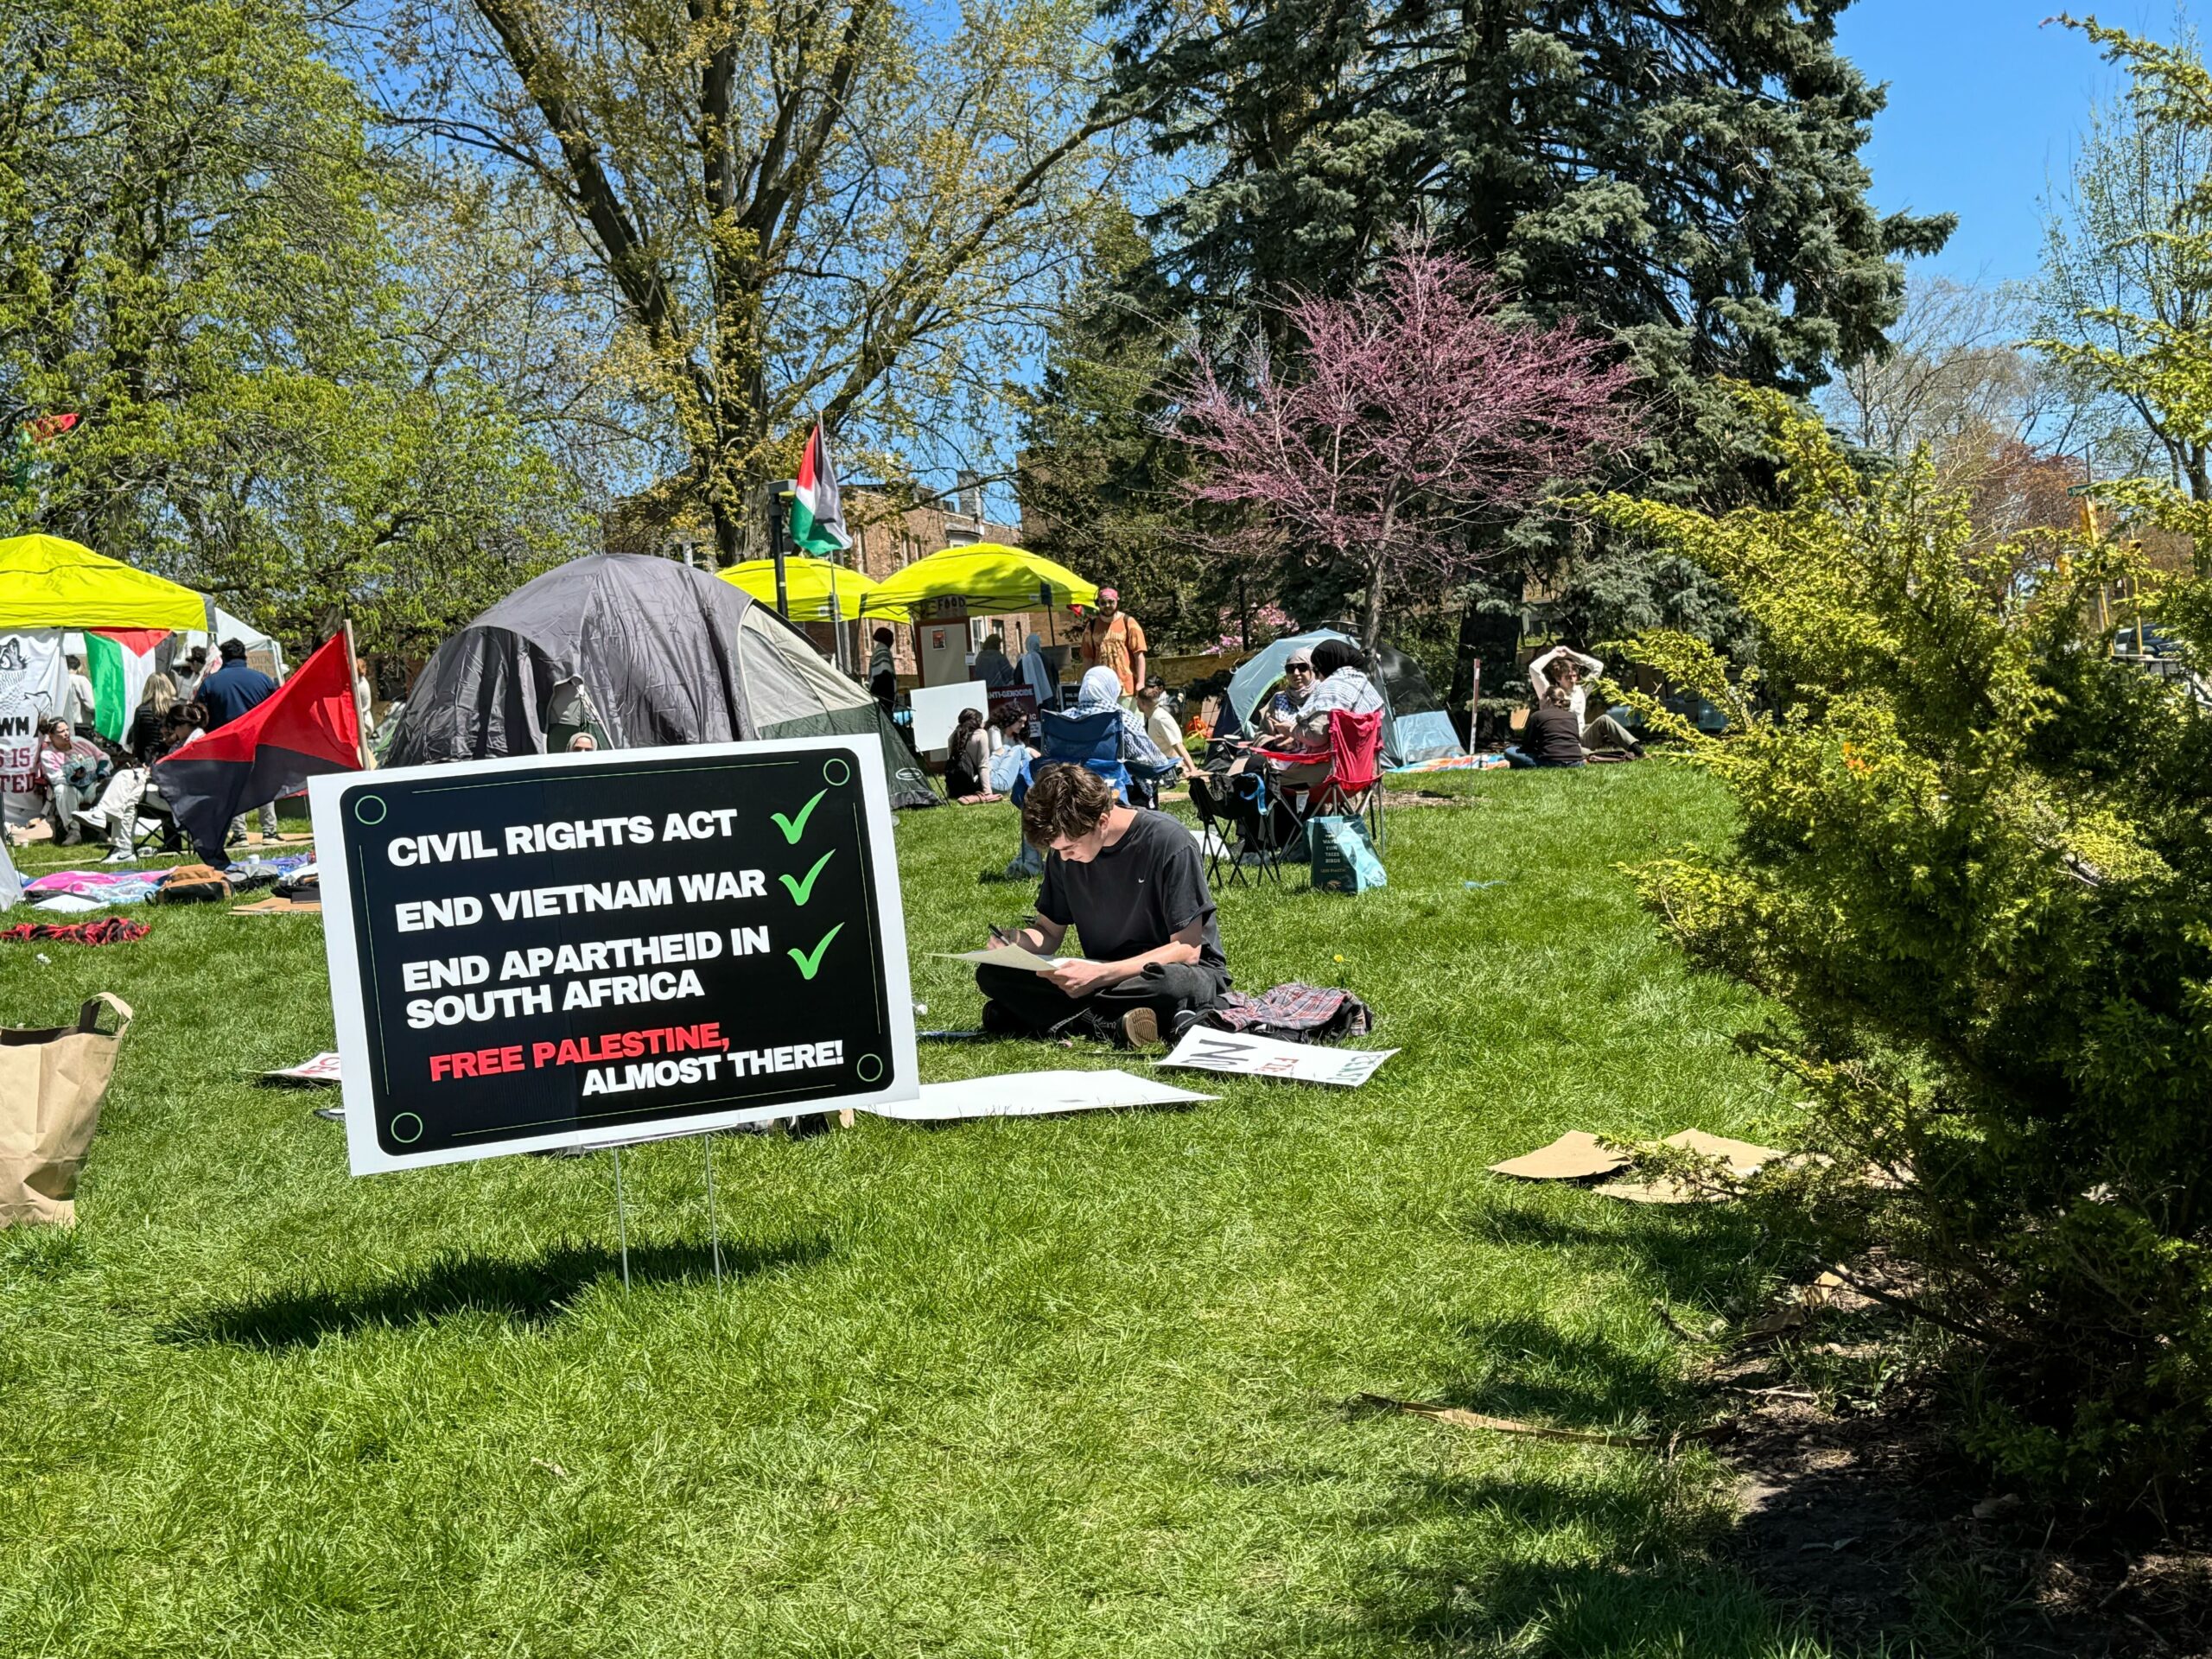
[1722,1378,2212,1655]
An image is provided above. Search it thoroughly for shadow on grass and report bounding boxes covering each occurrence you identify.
[1475,1198,1776,1313]
[1269,1281,1808,1655]
[1415,1312,1705,1428]
[1255,1466,1798,1657]
[164,1235,830,1350]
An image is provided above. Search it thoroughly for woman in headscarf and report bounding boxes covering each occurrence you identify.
[1261,646,1317,738]
[1019,631,1057,708]
[1288,639,1383,752]
[1072,667,1172,773]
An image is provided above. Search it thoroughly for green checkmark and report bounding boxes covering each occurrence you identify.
[788,924,843,981]
[771,789,827,844]
[779,849,836,906]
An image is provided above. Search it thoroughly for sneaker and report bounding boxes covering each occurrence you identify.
[1120,1007,1162,1050]
[100,848,136,865]
[979,1001,1027,1036]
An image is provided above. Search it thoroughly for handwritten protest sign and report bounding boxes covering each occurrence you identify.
[1159,1027,1396,1088]
[311,737,917,1173]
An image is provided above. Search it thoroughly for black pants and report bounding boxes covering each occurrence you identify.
[976,960,1229,1037]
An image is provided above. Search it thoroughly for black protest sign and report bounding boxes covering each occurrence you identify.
[311,738,917,1173]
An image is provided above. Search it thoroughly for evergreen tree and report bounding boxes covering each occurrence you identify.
[1105,0,1952,677]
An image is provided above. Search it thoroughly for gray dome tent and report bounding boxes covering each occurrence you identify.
[385,554,934,808]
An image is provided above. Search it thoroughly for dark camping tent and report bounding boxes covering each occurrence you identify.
[1219,628,1465,767]
[385,554,935,807]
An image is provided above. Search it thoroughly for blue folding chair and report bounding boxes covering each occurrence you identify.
[1037,707,1135,801]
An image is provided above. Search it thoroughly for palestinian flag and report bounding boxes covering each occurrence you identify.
[85,628,167,747]
[790,422,850,554]
[153,632,362,856]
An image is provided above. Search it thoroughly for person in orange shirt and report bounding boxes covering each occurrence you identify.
[1080,587,1147,698]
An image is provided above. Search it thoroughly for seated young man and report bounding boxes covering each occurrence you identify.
[975,764,1230,1046]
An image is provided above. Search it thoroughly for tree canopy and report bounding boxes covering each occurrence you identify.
[1106,0,1952,657]
[377,0,1136,562]
[0,0,602,652]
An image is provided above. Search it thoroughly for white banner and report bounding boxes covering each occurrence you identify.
[0,630,67,828]
[1160,1027,1396,1088]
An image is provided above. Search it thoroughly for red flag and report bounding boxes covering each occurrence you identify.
[154,632,362,856]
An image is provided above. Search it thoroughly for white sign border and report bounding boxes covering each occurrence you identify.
[310,734,919,1174]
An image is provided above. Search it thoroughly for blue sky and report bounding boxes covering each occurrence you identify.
[1834,1,2186,286]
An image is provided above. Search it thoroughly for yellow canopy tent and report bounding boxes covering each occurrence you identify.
[0,534,207,630]
[860,542,1096,616]
[718,556,909,622]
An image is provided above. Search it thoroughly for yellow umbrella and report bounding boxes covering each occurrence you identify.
[860,542,1096,616]
[0,533,207,630]
[718,556,909,622]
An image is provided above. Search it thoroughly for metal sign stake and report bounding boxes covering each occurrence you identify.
[612,1144,632,1291]
[703,1134,724,1287]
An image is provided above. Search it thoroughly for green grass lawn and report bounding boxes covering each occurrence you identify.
[0,765,1834,1659]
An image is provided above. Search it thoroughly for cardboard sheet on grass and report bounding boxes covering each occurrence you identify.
[866,1069,1213,1121]
[1490,1128,1789,1202]
[311,735,918,1174]
[2,994,130,1225]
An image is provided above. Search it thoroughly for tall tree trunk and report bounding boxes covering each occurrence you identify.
[1361,556,1386,657]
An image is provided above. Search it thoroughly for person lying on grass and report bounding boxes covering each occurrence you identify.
[975,763,1230,1047]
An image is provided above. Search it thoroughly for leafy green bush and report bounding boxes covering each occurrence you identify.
[1586,390,2212,1506]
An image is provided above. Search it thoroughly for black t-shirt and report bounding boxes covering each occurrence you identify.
[1523,703,1586,766]
[1039,809,1226,972]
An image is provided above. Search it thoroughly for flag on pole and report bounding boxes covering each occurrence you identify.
[84,628,166,747]
[153,632,362,856]
[790,422,850,555]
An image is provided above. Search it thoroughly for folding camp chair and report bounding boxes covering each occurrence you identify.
[1037,707,1132,801]
[1253,706,1386,855]
[1187,769,1291,889]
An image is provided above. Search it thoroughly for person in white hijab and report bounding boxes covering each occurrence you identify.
[1020,631,1056,707]
[1072,666,1172,774]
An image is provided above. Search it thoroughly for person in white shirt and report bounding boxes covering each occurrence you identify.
[66,655,95,735]
[1527,645,1643,756]
[1135,675,1196,779]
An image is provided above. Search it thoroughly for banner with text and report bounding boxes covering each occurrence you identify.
[312,737,918,1173]
[0,630,68,828]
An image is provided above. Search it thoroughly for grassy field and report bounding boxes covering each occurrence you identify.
[0,763,1833,1659]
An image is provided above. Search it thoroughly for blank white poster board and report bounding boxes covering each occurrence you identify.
[908,679,989,755]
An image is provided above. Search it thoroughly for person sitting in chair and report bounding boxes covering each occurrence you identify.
[976,764,1230,1046]
[1287,639,1384,752]
[1261,646,1318,738]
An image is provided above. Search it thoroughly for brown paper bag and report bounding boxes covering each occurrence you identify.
[1,993,133,1227]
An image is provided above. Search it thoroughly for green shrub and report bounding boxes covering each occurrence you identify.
[1586,390,2212,1506]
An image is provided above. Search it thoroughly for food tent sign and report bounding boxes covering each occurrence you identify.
[311,737,918,1173]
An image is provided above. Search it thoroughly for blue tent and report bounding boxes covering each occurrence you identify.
[1219,629,1465,767]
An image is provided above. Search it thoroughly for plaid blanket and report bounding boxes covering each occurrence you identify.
[1202,982,1372,1042]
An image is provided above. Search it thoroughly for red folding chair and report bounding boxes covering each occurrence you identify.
[1253,707,1386,856]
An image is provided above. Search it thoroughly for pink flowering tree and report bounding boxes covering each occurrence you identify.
[1175,248,1637,652]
